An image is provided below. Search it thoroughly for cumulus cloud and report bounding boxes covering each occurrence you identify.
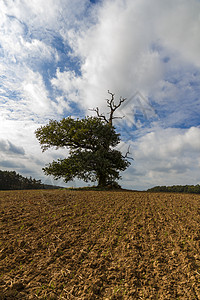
[0,0,89,33]
[123,126,200,189]
[0,160,25,169]
[135,127,200,159]
[0,140,25,155]
[0,119,70,185]
[21,68,53,117]
[54,0,164,110]
[46,0,200,159]
[1,0,200,120]
[154,0,200,67]
[0,0,92,122]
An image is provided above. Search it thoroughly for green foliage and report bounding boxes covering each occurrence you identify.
[0,170,44,190]
[148,184,200,194]
[35,116,119,152]
[35,116,130,187]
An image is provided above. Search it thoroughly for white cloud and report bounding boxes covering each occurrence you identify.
[137,127,200,158]
[0,118,70,185]
[51,70,82,104]
[154,0,200,67]
[20,37,58,62]
[0,67,57,122]
[51,96,71,115]
[0,0,89,32]
[0,0,92,121]
[123,126,200,189]
[50,0,200,121]
[2,0,200,117]
[55,0,164,110]
[0,139,25,155]
[21,68,53,117]
[0,11,57,65]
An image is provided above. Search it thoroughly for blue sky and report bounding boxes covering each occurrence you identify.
[0,0,200,190]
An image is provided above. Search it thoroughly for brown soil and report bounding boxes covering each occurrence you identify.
[0,189,200,299]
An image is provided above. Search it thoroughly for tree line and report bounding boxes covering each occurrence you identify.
[0,170,59,190]
[147,185,200,194]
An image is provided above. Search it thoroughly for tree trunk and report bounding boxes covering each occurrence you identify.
[98,174,107,187]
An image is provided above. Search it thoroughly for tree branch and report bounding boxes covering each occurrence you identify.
[123,145,134,160]
[88,107,109,123]
[89,90,127,126]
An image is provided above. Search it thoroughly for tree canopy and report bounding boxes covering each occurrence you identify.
[35,92,131,187]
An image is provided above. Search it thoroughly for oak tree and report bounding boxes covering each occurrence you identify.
[35,91,131,187]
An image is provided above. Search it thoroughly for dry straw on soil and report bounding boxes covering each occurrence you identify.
[0,189,200,299]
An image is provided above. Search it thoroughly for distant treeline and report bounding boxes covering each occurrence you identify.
[147,185,200,194]
[0,170,61,190]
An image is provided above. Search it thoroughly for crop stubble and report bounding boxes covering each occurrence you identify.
[0,190,200,299]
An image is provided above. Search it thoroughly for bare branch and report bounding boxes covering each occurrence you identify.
[107,90,115,105]
[89,90,127,126]
[123,145,134,160]
[88,107,109,123]
[107,91,126,108]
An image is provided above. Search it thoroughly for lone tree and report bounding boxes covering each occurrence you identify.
[35,91,131,187]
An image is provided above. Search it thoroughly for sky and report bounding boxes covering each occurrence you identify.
[0,0,200,190]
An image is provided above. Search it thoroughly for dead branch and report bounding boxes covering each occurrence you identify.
[88,107,108,123]
[89,90,126,126]
[123,145,134,160]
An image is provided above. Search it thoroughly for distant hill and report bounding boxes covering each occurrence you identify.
[147,184,200,194]
[0,170,61,190]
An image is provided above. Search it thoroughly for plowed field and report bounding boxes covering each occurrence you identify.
[0,190,200,299]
